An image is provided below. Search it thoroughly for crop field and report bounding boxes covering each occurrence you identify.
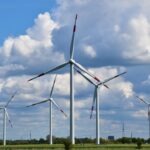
[0,144,150,150]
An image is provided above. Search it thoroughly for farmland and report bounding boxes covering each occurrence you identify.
[0,144,150,150]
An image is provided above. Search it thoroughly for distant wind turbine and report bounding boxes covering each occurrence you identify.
[28,14,102,144]
[0,91,17,146]
[26,75,67,144]
[75,68,126,144]
[136,95,150,140]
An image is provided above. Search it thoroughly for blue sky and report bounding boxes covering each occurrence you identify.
[0,0,150,141]
[0,0,57,44]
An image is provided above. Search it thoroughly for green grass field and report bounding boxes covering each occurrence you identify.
[0,144,150,150]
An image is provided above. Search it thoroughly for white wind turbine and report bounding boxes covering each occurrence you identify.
[0,91,17,146]
[136,95,150,140]
[26,75,67,144]
[75,68,126,144]
[28,14,101,144]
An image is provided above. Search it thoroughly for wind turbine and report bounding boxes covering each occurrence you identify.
[75,68,126,144]
[26,75,67,144]
[28,14,101,144]
[136,95,150,140]
[0,91,17,146]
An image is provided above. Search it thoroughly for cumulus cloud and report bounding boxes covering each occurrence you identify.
[121,15,150,63]
[0,12,65,77]
[88,66,134,99]
[51,0,150,67]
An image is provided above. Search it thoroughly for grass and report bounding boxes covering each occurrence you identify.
[0,144,150,150]
[0,144,63,150]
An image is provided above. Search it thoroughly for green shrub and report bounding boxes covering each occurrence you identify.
[136,140,142,149]
[63,139,72,150]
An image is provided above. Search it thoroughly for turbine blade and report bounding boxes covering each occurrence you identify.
[73,61,110,89]
[136,95,149,105]
[26,99,50,107]
[103,84,110,89]
[75,68,96,86]
[70,14,78,59]
[50,98,67,117]
[5,91,18,107]
[98,71,127,86]
[72,61,109,89]
[50,75,57,98]
[73,60,100,82]
[5,110,13,128]
[28,62,69,81]
[90,87,97,119]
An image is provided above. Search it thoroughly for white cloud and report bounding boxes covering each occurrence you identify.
[122,14,150,63]
[0,12,65,76]
[113,81,134,99]
[52,0,150,67]
[0,64,24,77]
[88,67,134,99]
[83,45,96,58]
[133,109,147,118]
[27,12,59,42]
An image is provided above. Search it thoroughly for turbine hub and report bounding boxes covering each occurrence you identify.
[69,59,74,64]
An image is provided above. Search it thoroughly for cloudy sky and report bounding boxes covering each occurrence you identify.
[0,0,150,140]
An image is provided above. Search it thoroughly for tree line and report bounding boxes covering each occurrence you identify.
[0,136,149,145]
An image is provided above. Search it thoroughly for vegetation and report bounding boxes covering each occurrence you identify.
[63,139,72,150]
[0,136,150,149]
[0,136,149,145]
[136,139,142,149]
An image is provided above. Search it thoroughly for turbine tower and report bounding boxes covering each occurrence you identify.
[28,15,100,144]
[136,95,150,140]
[26,75,67,144]
[0,91,17,146]
[75,68,126,144]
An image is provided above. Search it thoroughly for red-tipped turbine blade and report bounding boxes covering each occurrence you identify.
[28,62,69,82]
[73,61,111,89]
[5,110,13,128]
[136,95,149,105]
[51,98,67,118]
[28,73,45,81]
[5,90,18,107]
[90,106,94,119]
[70,14,78,59]
[75,68,96,86]
[103,84,110,89]
[26,99,50,107]
[60,109,68,118]
[90,88,97,119]
[50,75,57,98]
[98,71,127,86]
[73,61,100,82]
